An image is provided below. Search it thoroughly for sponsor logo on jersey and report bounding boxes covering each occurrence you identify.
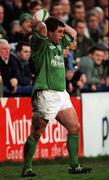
[49,43,56,49]
[57,45,62,51]
[51,55,64,68]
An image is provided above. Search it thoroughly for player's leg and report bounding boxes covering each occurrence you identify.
[56,107,80,165]
[22,92,49,177]
[22,116,48,176]
[56,107,92,174]
[22,117,48,177]
[22,89,59,177]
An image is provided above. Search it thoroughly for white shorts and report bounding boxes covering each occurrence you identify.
[32,90,73,121]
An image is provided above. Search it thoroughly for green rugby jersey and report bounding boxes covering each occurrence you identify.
[30,30,74,95]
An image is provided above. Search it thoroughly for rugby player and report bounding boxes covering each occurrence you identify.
[21,16,92,177]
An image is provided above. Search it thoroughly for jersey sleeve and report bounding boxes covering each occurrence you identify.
[30,28,47,53]
[61,34,74,49]
[30,29,47,76]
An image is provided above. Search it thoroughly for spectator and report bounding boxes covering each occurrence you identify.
[18,12,33,43]
[0,39,18,96]
[73,0,85,8]
[103,5,108,21]
[0,4,7,39]
[98,0,108,8]
[64,41,77,71]
[19,12,32,34]
[75,19,94,57]
[50,2,63,20]
[92,7,104,24]
[78,44,109,92]
[64,46,74,70]
[102,34,109,48]
[58,0,71,23]
[69,2,86,27]
[84,0,96,10]
[12,41,32,96]
[41,0,52,11]
[28,1,42,15]
[87,12,103,43]
[66,70,87,96]
[69,2,90,38]
[8,20,22,43]
[3,0,23,33]
[6,12,32,43]
[92,7,108,36]
[0,0,108,98]
[103,6,109,36]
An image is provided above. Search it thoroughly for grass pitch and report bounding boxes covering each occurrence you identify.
[0,157,109,180]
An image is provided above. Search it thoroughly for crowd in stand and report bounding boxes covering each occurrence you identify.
[0,0,109,97]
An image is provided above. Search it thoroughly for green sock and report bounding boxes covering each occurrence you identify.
[23,135,37,171]
[67,134,79,166]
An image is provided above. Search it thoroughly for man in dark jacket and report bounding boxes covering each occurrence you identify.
[12,41,32,96]
[0,39,18,96]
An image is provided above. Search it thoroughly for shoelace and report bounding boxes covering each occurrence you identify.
[75,164,83,171]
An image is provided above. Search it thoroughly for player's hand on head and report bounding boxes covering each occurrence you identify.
[31,20,47,37]
[64,24,77,40]
[31,9,49,36]
[37,22,47,36]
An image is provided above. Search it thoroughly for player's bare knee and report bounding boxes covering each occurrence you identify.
[75,123,80,133]
[33,131,42,140]
[32,121,47,140]
[32,127,43,140]
[69,123,80,134]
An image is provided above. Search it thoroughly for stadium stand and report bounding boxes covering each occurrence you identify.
[0,0,108,97]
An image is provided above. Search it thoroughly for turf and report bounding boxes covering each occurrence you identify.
[0,157,109,180]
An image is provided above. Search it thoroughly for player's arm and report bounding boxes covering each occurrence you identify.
[62,24,77,49]
[31,20,47,37]
[64,24,77,40]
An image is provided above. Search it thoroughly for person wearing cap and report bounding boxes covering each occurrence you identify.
[19,13,32,34]
[18,13,33,43]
